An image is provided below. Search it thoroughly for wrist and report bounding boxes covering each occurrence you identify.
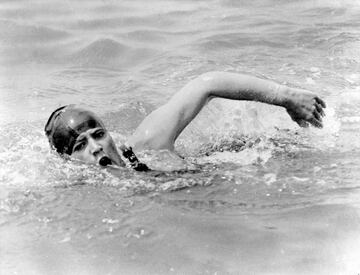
[279,86,295,109]
[272,84,291,108]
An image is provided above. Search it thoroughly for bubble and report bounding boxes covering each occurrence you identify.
[264,173,277,186]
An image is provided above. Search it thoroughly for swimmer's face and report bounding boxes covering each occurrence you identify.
[70,127,125,167]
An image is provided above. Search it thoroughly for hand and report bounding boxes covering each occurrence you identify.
[285,88,326,128]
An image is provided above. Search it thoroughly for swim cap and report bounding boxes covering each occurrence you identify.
[44,105,105,155]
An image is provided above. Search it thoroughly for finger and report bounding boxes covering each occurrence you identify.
[315,96,326,108]
[313,110,322,121]
[315,102,325,116]
[309,117,323,128]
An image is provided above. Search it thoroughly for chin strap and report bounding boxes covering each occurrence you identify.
[119,145,150,172]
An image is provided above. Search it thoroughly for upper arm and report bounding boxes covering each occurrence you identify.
[129,74,212,151]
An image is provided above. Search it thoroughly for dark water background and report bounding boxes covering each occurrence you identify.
[1,0,360,274]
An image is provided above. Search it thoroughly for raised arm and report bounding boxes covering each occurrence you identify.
[128,71,326,151]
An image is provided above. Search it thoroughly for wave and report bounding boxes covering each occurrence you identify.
[0,20,69,44]
[0,20,70,65]
[69,38,158,69]
[123,30,168,43]
[196,33,292,51]
[71,15,175,31]
[223,0,360,9]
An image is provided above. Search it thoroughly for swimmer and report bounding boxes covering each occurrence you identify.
[45,71,326,170]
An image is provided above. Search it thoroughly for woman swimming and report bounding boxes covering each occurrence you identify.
[45,71,326,169]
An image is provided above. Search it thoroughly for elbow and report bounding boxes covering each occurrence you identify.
[197,71,239,98]
[193,71,222,97]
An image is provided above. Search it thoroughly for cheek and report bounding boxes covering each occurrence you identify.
[71,149,92,162]
[110,140,118,152]
[71,151,85,161]
[103,137,117,152]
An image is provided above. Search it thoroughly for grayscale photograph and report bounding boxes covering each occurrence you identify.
[1,0,359,274]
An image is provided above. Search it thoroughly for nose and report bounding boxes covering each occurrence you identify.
[88,138,103,156]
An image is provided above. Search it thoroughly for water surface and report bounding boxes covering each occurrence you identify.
[1,0,360,274]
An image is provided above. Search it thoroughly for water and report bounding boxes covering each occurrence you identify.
[1,0,360,274]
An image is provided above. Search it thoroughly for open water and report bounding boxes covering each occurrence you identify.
[1,0,360,274]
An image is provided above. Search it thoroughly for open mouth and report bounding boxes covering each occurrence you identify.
[99,156,113,167]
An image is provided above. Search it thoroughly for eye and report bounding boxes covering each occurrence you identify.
[94,129,105,139]
[73,141,86,152]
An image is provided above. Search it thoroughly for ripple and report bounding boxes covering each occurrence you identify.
[71,15,175,30]
[0,19,69,44]
[196,33,292,51]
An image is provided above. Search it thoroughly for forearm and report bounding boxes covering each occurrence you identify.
[198,71,289,107]
[165,71,291,138]
[192,71,326,128]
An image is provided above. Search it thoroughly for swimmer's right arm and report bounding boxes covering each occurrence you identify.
[194,71,326,128]
[129,71,326,151]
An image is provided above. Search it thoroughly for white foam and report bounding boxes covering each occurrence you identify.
[321,106,341,134]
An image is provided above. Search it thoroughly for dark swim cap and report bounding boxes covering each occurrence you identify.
[44,105,105,155]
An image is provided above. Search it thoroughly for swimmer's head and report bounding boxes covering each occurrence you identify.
[45,105,124,167]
